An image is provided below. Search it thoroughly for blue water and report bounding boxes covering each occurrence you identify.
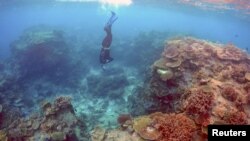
[0,1,250,59]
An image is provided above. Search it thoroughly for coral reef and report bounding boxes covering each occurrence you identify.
[222,110,248,125]
[2,29,250,141]
[10,26,86,87]
[149,113,197,141]
[221,86,239,102]
[128,37,250,140]
[2,96,87,140]
[91,112,197,141]
[183,89,214,126]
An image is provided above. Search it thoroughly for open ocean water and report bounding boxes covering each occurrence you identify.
[0,0,250,141]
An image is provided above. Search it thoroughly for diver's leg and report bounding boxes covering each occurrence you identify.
[105,49,113,63]
[106,11,118,26]
[102,31,112,47]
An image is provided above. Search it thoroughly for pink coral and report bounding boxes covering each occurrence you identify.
[222,111,248,125]
[185,90,214,125]
[150,113,197,141]
[221,86,238,102]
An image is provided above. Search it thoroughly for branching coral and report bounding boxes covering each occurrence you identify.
[185,90,214,125]
[150,112,197,141]
[231,68,247,83]
[222,111,248,125]
[221,86,238,102]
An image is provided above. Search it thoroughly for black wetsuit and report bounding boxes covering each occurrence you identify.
[100,25,113,64]
[99,12,117,65]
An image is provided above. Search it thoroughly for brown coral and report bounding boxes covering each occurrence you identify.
[163,46,179,59]
[165,58,182,68]
[153,58,168,69]
[0,130,7,141]
[132,116,160,140]
[216,44,247,61]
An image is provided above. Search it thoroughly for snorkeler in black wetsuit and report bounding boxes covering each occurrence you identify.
[99,11,118,69]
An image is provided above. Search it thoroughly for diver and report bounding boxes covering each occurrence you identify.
[99,11,118,70]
